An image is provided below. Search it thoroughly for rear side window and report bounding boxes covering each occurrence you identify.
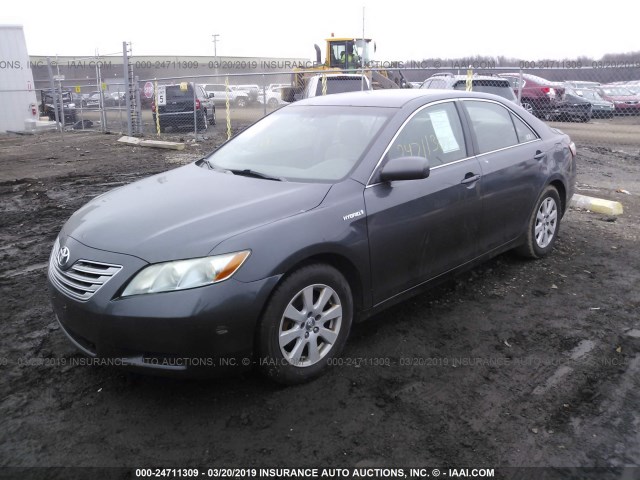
[385,101,467,167]
[511,113,538,143]
[453,80,517,102]
[463,100,519,154]
[166,86,193,99]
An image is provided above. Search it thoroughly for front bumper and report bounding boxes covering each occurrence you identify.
[47,237,280,376]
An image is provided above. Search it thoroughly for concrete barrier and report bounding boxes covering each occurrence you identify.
[570,194,623,215]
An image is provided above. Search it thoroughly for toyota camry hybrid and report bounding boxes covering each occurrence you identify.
[48,89,576,384]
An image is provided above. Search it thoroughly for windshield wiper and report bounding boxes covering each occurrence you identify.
[228,169,286,182]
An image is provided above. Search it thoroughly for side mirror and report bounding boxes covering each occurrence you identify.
[379,156,430,182]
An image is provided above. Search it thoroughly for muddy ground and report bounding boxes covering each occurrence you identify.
[1,118,639,478]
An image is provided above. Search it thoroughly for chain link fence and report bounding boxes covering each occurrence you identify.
[15,48,640,150]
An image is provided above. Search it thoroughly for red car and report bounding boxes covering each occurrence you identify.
[499,73,564,118]
[595,86,640,115]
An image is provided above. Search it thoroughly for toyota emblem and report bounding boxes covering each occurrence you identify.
[57,246,70,267]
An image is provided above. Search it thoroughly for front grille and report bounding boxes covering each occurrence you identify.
[49,240,122,301]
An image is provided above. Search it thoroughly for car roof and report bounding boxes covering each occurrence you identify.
[430,74,509,82]
[293,89,513,108]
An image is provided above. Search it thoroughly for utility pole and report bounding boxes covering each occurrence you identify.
[211,34,220,58]
[212,34,220,77]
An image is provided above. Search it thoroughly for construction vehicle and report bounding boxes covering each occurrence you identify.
[282,35,401,102]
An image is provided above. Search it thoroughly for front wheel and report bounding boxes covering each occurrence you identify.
[516,186,562,259]
[258,264,353,384]
[236,97,248,108]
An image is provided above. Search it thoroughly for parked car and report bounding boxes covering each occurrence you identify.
[110,91,127,105]
[48,89,576,384]
[595,86,640,115]
[420,73,519,105]
[200,83,251,108]
[564,81,600,89]
[258,86,289,108]
[39,89,77,124]
[70,93,89,107]
[620,82,640,95]
[85,91,113,108]
[498,73,564,118]
[554,86,592,122]
[571,88,614,118]
[235,84,260,104]
[152,83,216,132]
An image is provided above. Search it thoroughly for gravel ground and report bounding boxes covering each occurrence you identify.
[1,119,639,479]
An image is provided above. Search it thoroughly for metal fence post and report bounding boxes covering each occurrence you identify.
[123,42,132,137]
[262,74,266,117]
[193,80,198,137]
[134,76,142,135]
[46,57,62,135]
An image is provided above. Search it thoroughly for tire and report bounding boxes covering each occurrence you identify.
[516,186,562,259]
[521,101,534,115]
[211,108,216,126]
[197,111,208,131]
[268,98,279,108]
[236,96,248,108]
[258,264,353,385]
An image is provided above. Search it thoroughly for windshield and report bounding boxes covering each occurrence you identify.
[204,106,391,182]
[578,90,604,101]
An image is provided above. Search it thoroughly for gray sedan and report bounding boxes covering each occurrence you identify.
[48,89,576,384]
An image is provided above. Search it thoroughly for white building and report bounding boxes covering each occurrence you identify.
[0,25,38,133]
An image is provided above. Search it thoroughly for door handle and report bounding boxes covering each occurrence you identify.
[460,174,481,185]
[534,150,546,160]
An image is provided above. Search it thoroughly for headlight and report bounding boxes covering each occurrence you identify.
[121,250,250,297]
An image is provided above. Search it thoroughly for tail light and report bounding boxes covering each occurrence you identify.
[151,103,156,113]
[195,99,201,110]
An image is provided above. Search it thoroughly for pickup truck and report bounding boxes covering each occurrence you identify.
[200,84,251,108]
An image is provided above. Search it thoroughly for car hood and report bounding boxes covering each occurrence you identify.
[604,95,639,101]
[64,163,331,263]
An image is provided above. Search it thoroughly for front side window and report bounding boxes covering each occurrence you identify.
[463,100,520,154]
[385,101,467,167]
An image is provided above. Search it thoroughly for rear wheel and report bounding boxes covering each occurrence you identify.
[268,98,279,108]
[258,264,353,384]
[236,97,248,108]
[516,186,561,259]
[198,111,208,131]
[521,101,534,115]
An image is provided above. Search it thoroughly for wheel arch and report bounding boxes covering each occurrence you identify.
[253,251,365,345]
[274,252,364,314]
[548,179,567,216]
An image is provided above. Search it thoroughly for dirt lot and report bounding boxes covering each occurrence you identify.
[1,118,639,478]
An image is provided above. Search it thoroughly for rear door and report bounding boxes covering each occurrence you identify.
[364,100,483,305]
[460,99,547,252]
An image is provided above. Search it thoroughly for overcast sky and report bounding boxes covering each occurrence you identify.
[5,0,640,61]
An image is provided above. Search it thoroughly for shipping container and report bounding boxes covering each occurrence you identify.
[0,25,38,133]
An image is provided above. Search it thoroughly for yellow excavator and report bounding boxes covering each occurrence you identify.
[282,35,402,102]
